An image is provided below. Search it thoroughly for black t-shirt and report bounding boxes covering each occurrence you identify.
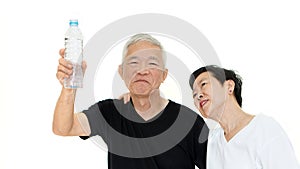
[81,99,208,169]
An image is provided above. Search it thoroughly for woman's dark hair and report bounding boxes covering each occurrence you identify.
[189,65,243,107]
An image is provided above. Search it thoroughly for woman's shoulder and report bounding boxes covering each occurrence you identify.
[251,114,287,139]
[254,114,282,129]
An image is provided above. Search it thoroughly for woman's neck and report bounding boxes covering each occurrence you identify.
[218,102,254,141]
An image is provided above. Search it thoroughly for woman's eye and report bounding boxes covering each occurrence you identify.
[193,93,197,98]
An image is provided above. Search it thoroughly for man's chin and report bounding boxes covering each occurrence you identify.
[130,86,151,95]
[131,90,152,97]
[132,92,150,97]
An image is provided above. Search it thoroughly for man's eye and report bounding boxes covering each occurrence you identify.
[201,82,207,87]
[149,62,158,66]
[129,61,138,65]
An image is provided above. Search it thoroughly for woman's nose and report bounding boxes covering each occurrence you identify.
[197,93,203,100]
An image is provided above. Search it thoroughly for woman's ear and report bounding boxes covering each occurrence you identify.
[226,79,235,94]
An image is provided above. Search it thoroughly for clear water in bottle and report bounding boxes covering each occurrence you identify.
[64,19,83,88]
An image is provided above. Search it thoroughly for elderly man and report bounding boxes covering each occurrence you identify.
[53,33,208,169]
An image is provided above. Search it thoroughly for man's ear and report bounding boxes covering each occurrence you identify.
[118,64,123,79]
[162,68,168,82]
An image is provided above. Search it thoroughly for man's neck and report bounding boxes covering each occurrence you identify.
[131,95,152,112]
[131,92,169,121]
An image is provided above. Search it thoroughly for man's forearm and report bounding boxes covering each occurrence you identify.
[53,88,76,136]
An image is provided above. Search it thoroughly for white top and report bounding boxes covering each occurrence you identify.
[207,114,300,169]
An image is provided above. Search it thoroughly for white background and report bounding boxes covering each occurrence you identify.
[1,0,300,168]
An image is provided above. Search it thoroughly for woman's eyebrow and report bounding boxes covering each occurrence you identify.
[193,78,208,91]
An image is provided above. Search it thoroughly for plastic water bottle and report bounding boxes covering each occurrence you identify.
[64,19,84,88]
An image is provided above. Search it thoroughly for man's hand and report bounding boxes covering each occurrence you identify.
[56,49,87,86]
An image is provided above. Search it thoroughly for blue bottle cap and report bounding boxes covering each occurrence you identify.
[69,19,78,26]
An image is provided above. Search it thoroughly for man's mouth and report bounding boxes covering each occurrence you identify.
[134,79,149,83]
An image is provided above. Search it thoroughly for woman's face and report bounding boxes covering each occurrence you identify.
[192,72,228,120]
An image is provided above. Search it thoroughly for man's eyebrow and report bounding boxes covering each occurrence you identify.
[127,55,160,61]
[126,56,138,60]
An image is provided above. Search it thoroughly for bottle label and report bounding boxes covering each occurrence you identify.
[65,37,83,64]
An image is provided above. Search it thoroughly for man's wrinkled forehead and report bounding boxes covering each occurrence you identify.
[126,46,162,57]
[126,40,161,55]
[125,48,163,60]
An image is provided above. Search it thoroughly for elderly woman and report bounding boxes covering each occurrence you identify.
[189,65,299,169]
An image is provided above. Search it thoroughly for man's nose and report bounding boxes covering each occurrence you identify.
[137,67,150,75]
[136,62,151,74]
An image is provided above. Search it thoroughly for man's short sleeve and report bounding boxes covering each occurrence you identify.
[79,101,106,139]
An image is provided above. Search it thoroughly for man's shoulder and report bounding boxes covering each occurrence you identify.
[168,100,198,114]
[84,99,124,114]
[168,100,208,142]
[96,99,123,107]
[167,100,205,123]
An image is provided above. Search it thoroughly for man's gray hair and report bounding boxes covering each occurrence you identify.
[122,33,166,66]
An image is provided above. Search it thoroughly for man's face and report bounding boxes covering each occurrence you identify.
[119,41,168,97]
